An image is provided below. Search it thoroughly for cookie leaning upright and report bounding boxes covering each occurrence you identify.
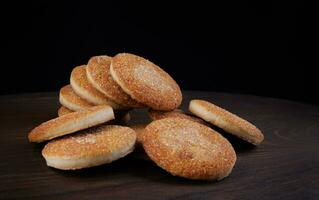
[110,53,182,111]
[189,99,264,145]
[86,55,143,108]
[28,105,114,143]
[42,125,136,170]
[141,118,236,180]
[70,65,122,109]
[59,85,93,111]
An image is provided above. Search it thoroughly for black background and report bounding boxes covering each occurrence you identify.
[1,1,312,104]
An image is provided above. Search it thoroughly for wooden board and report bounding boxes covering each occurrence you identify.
[0,91,318,199]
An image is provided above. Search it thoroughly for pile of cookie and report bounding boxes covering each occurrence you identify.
[28,53,264,181]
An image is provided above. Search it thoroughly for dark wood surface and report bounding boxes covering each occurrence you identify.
[0,91,318,200]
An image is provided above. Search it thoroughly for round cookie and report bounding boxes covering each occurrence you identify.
[86,55,143,108]
[70,65,122,109]
[189,99,264,145]
[110,53,182,110]
[59,85,93,111]
[28,105,114,143]
[148,109,207,125]
[142,118,236,180]
[58,106,73,116]
[42,125,136,170]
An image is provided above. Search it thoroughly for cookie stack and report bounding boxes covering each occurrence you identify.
[28,53,264,181]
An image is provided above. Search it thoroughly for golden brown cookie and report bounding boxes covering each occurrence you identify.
[28,105,114,143]
[189,99,264,145]
[86,55,143,108]
[148,109,207,125]
[59,85,93,111]
[142,118,236,180]
[42,125,136,170]
[110,53,182,110]
[58,106,73,116]
[70,65,122,109]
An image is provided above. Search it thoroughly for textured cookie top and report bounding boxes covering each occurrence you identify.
[86,56,143,108]
[28,105,114,142]
[110,53,182,110]
[59,85,93,111]
[142,118,236,180]
[42,125,136,159]
[58,106,73,116]
[148,109,207,125]
[189,99,264,145]
[70,65,122,109]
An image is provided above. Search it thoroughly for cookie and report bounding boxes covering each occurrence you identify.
[28,105,114,143]
[189,99,264,145]
[58,106,73,116]
[42,125,136,170]
[59,85,93,111]
[86,55,143,108]
[148,109,207,125]
[70,65,122,109]
[110,53,182,110]
[142,118,236,180]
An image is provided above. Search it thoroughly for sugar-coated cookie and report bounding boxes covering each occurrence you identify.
[142,118,236,180]
[86,56,143,108]
[42,125,136,170]
[189,99,264,145]
[110,53,182,110]
[59,85,93,111]
[28,105,114,143]
[70,65,122,109]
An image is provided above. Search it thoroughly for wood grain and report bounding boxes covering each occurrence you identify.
[0,91,318,200]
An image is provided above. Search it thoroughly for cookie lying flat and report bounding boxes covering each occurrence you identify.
[58,106,73,116]
[110,53,182,111]
[28,105,114,143]
[86,56,143,108]
[189,99,264,145]
[148,109,207,125]
[70,65,122,109]
[42,125,136,170]
[142,118,236,180]
[59,85,93,111]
